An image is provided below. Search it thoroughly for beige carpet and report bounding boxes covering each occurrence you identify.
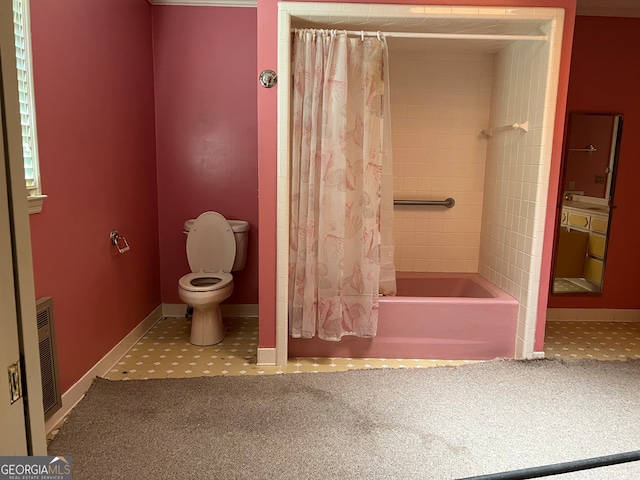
[49,359,640,479]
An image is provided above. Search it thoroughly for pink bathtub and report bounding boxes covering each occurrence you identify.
[287,272,519,360]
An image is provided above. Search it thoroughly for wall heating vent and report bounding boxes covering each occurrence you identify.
[36,297,62,420]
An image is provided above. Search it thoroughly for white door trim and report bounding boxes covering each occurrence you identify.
[0,0,47,454]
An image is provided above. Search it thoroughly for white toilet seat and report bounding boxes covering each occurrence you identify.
[179,272,233,292]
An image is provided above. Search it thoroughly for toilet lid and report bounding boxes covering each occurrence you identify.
[186,211,236,273]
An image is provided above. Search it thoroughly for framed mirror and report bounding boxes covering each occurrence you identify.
[552,113,623,294]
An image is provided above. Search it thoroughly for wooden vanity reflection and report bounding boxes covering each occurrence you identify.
[552,113,622,295]
[556,199,609,291]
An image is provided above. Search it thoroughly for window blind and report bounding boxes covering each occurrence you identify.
[12,0,38,190]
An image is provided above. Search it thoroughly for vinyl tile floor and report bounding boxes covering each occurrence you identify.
[544,321,640,361]
[103,317,640,382]
[104,316,472,380]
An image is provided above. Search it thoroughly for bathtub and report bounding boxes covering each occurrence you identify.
[287,272,519,360]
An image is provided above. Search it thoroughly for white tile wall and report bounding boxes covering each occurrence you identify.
[390,50,492,272]
[479,18,564,358]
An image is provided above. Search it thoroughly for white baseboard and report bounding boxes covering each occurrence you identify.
[162,303,258,318]
[257,347,276,366]
[532,351,545,359]
[45,305,163,434]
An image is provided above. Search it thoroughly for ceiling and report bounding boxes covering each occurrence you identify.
[577,0,640,18]
[149,0,640,16]
[291,1,640,55]
[150,0,640,17]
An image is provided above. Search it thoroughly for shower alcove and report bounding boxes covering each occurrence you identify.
[273,3,566,363]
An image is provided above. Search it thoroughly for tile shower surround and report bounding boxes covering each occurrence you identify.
[390,51,492,273]
[385,25,560,357]
[276,4,565,362]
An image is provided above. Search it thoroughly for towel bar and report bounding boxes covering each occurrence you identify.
[393,198,455,208]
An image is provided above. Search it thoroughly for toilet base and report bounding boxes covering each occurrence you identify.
[190,303,225,346]
[178,280,233,346]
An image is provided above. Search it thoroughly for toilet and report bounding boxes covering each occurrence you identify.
[178,211,249,346]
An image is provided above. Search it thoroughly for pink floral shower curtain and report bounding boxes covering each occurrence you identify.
[289,29,395,341]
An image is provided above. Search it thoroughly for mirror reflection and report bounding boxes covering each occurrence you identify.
[553,113,623,294]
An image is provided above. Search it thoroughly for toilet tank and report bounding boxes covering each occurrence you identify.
[183,218,249,272]
[227,220,249,271]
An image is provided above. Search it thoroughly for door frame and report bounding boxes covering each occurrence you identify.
[0,40,28,455]
[0,0,47,455]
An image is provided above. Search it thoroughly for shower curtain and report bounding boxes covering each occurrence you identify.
[288,29,395,341]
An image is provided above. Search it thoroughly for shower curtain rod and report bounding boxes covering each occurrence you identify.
[294,28,548,42]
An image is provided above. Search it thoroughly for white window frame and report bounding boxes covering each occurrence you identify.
[13,0,45,214]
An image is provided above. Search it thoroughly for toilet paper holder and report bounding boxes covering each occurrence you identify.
[110,230,130,253]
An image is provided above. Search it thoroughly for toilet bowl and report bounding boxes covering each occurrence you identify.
[178,211,249,346]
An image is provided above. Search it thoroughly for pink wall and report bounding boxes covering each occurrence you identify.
[257,0,577,350]
[548,16,640,310]
[153,7,258,306]
[29,0,160,392]
[563,114,616,198]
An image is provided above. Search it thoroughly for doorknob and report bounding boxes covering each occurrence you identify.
[259,70,278,88]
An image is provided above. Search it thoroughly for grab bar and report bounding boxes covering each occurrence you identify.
[394,198,455,208]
